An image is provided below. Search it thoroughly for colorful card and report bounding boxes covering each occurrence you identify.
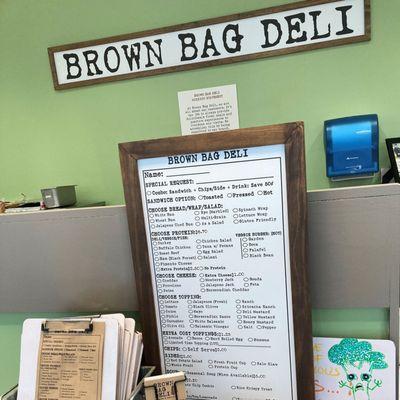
[313,337,396,400]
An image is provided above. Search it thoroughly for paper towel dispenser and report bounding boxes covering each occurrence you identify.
[324,114,379,180]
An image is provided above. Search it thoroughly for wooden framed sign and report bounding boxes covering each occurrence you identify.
[119,123,314,399]
[49,0,370,90]
[385,138,400,183]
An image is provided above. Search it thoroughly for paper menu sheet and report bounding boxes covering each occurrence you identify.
[178,84,239,135]
[36,321,105,400]
[138,144,297,400]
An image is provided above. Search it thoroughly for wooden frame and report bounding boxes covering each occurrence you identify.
[119,122,313,399]
[386,138,400,183]
[49,0,370,90]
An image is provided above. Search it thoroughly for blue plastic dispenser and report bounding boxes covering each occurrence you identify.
[324,114,379,180]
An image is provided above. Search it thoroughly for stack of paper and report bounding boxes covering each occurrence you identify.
[96,314,144,400]
[17,313,143,400]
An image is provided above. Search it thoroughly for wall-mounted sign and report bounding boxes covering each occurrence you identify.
[119,123,314,399]
[178,84,239,135]
[385,138,400,183]
[49,0,370,90]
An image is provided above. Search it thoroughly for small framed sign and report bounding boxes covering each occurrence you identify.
[386,138,400,183]
[313,337,396,400]
[119,123,313,400]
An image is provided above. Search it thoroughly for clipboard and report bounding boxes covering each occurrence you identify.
[55,313,140,399]
[40,318,95,333]
[17,318,119,400]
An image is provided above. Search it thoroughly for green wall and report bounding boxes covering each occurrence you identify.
[0,0,398,393]
[1,0,399,204]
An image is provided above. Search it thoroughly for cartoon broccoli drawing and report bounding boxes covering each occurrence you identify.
[328,338,388,400]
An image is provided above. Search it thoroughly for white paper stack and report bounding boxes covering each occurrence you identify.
[17,313,143,400]
[98,314,144,400]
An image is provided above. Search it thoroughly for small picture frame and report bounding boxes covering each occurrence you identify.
[385,138,400,183]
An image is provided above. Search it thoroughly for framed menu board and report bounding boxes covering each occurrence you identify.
[119,123,314,400]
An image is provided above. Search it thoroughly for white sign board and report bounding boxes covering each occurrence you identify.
[49,0,369,90]
[137,144,297,400]
[313,337,396,400]
[178,85,239,135]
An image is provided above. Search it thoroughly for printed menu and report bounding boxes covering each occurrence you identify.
[35,321,104,400]
[138,144,297,400]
